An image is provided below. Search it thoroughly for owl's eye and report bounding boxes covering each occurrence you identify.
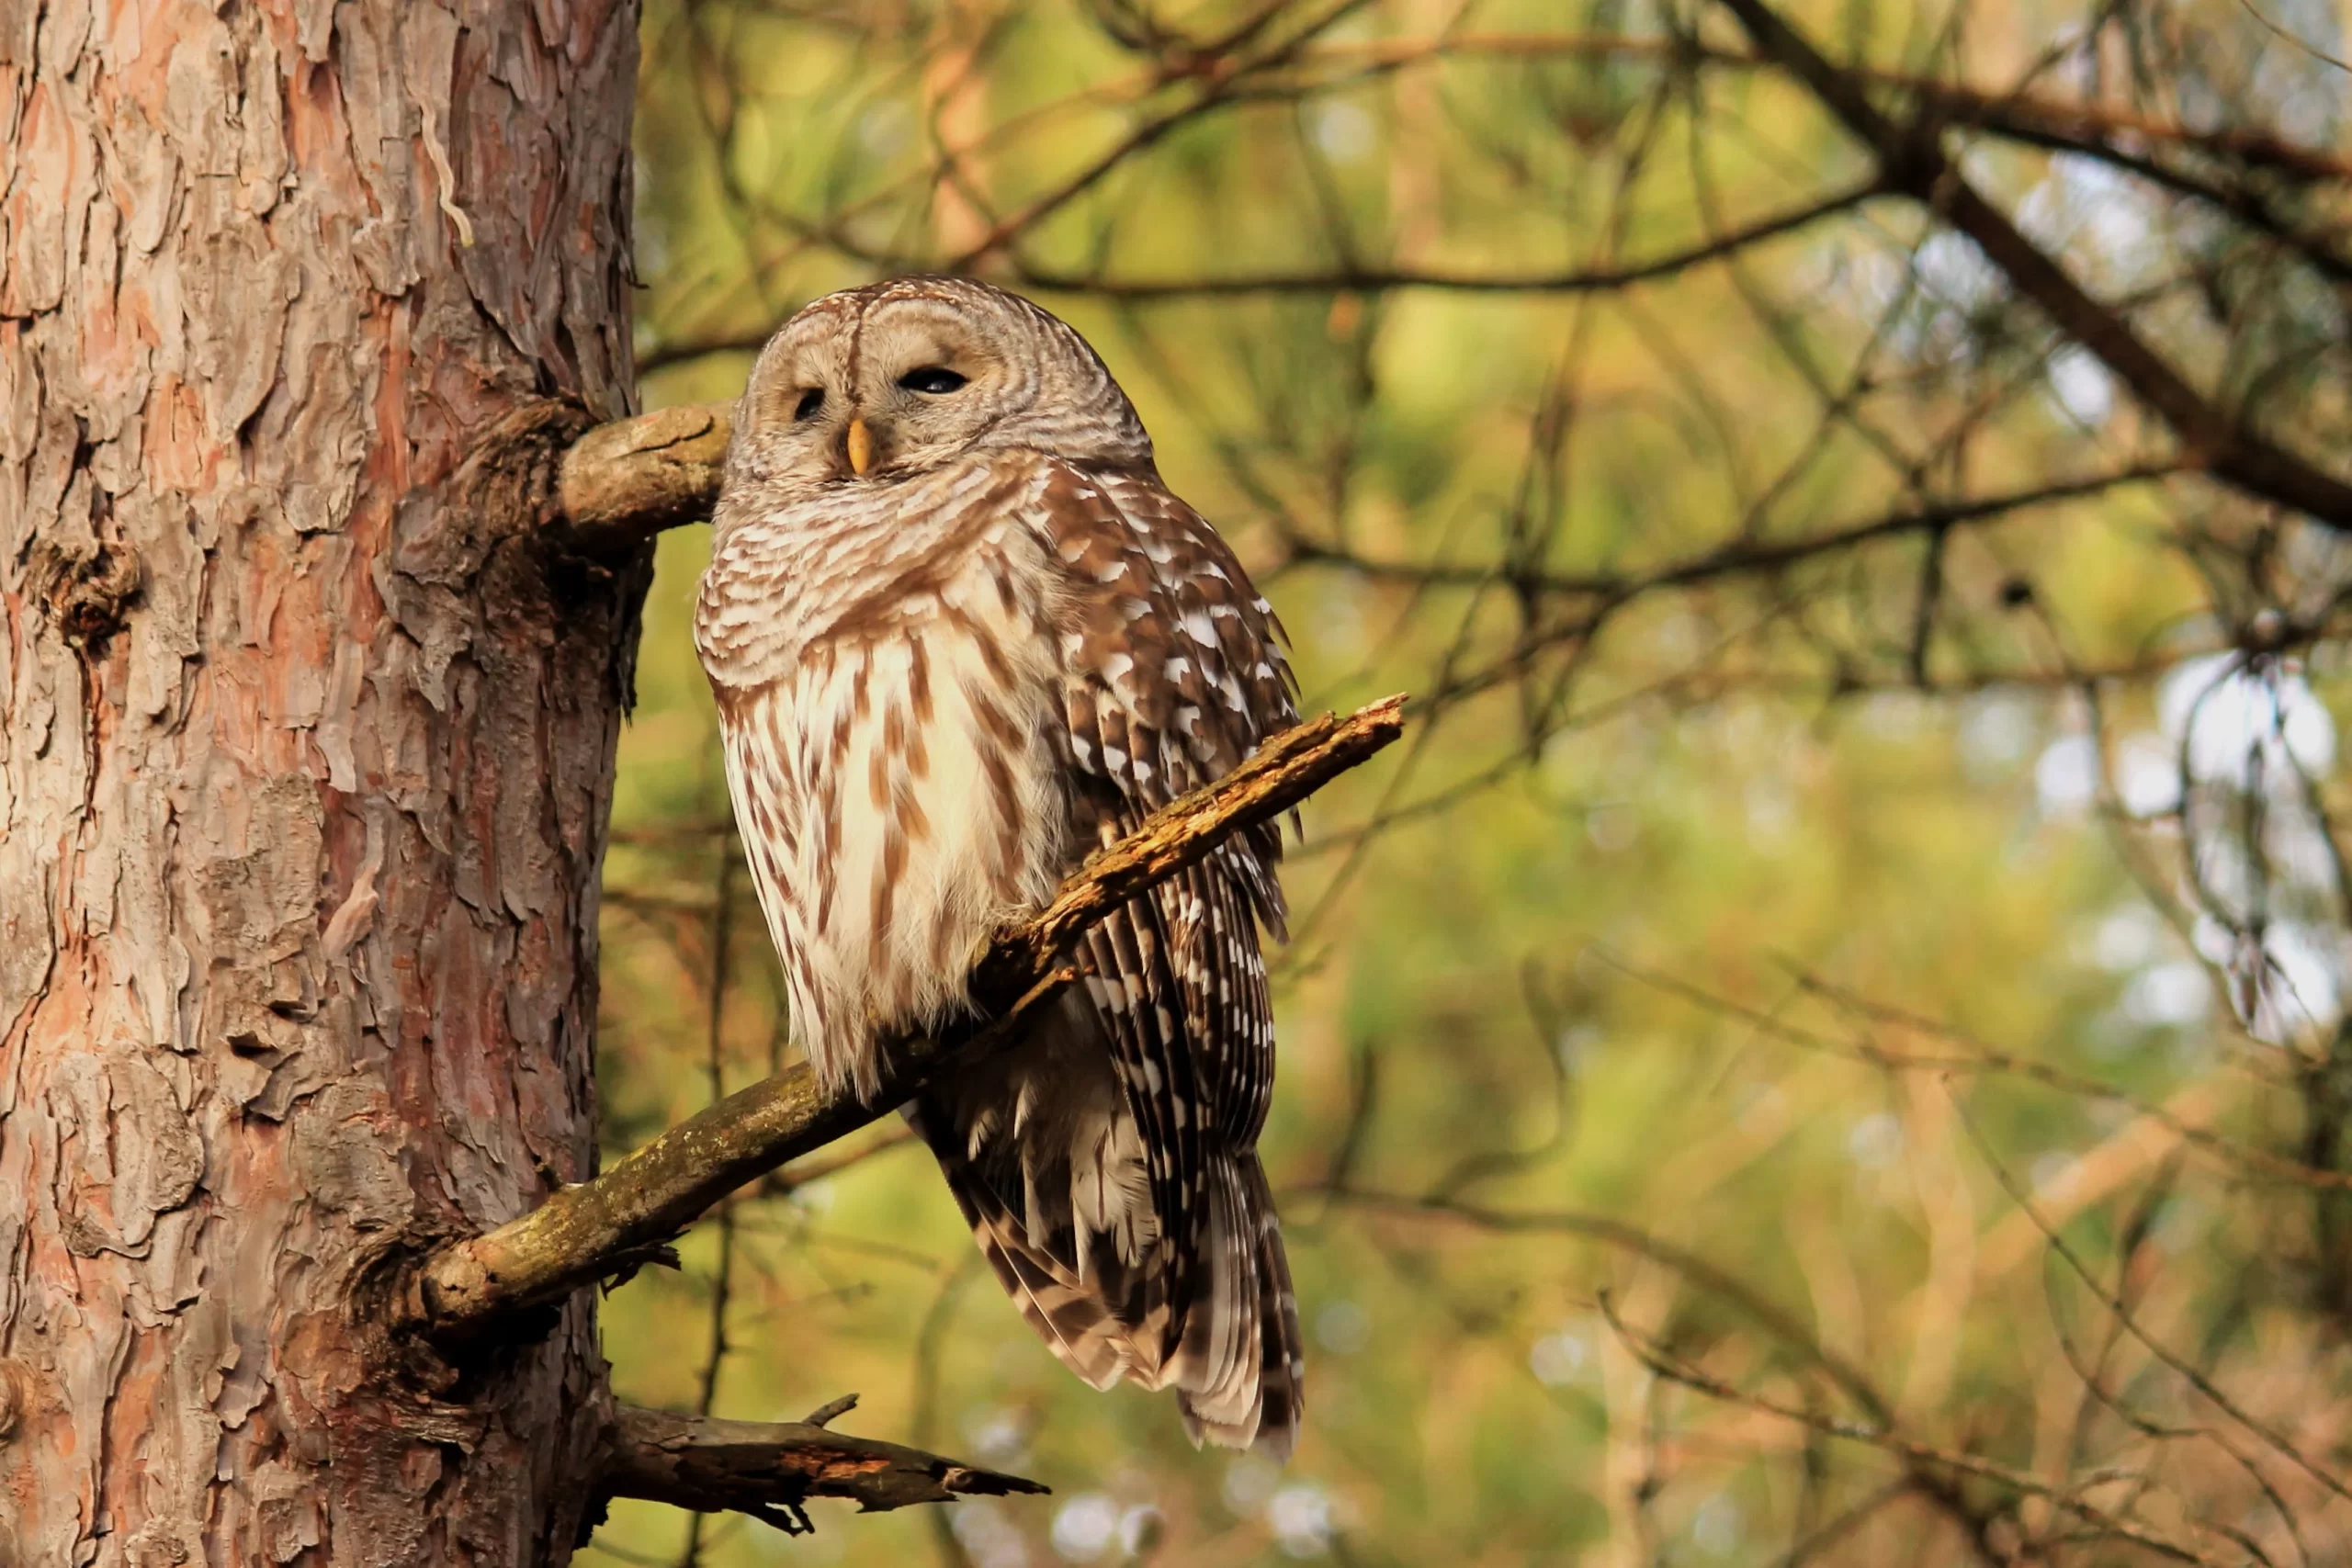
[898,367,968,395]
[793,388,825,422]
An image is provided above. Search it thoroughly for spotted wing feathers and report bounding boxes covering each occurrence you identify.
[914,457,1306,1454]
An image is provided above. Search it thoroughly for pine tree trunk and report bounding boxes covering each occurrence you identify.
[0,2,642,1561]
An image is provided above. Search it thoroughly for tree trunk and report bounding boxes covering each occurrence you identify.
[0,2,641,1561]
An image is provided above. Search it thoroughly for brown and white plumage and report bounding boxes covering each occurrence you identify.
[695,276,1303,1452]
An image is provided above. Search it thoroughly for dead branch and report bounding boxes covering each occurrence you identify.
[389,696,1407,1348]
[1713,0,2352,531]
[600,1402,1046,1531]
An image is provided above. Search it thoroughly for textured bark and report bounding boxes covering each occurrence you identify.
[0,2,640,1563]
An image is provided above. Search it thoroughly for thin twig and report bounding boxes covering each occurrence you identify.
[1283,466,2176,599]
[1011,180,1881,297]
[1950,1088,2352,1511]
[1713,0,2352,531]
[1608,953,2352,1192]
[1597,1298,2233,1566]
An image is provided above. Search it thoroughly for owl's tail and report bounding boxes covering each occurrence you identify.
[909,1010,1303,1456]
[1168,1153,1305,1457]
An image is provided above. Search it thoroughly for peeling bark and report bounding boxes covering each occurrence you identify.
[0,2,641,1562]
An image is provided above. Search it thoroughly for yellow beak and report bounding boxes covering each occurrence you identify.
[845,416,874,476]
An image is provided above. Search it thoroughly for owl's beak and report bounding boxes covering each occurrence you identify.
[845,416,875,477]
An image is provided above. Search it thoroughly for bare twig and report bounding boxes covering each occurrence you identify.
[1010,180,1880,297]
[1598,1299,2232,1566]
[1282,33,2352,183]
[1283,466,2175,599]
[637,183,1878,371]
[2232,0,2352,75]
[1713,0,2352,531]
[1792,973,2352,1192]
[1608,955,2352,1193]
[601,1404,1046,1530]
[801,1393,861,1428]
[390,697,1408,1346]
[1951,1089,2352,1511]
[1303,1184,1893,1422]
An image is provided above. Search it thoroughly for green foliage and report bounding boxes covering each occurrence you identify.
[594,1,2352,1562]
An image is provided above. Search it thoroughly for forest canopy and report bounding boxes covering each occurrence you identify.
[587,0,2352,1562]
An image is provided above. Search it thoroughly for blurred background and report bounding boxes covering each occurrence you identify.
[586,0,2352,1562]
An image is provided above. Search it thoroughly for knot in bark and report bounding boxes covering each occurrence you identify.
[30,538,141,652]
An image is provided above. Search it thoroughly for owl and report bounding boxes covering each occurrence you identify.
[694,276,1304,1454]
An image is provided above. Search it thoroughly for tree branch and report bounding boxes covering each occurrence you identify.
[1004,180,1880,298]
[1713,0,2352,530]
[1287,33,2352,184]
[388,696,1408,1347]
[631,183,1877,372]
[600,1401,1046,1529]
[1282,465,2176,597]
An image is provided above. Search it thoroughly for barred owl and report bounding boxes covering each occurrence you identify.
[694,276,1303,1453]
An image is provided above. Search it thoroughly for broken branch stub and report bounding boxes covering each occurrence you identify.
[390,695,1408,1348]
[554,401,733,552]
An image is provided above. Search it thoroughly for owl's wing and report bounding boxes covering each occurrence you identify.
[1037,458,1299,1359]
[1046,462,1295,922]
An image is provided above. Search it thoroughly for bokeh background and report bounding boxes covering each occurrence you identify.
[585,0,2352,1562]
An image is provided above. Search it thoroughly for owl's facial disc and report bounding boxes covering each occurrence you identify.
[839,302,1015,477]
[739,303,863,491]
[732,278,1151,495]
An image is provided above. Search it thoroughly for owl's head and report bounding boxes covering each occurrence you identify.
[728,276,1154,492]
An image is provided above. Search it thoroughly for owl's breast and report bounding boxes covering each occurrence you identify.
[711,517,1072,1098]
[695,457,1052,688]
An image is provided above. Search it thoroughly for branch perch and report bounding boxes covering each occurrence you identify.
[390,696,1407,1346]
[601,1402,1047,1528]
[554,401,732,551]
